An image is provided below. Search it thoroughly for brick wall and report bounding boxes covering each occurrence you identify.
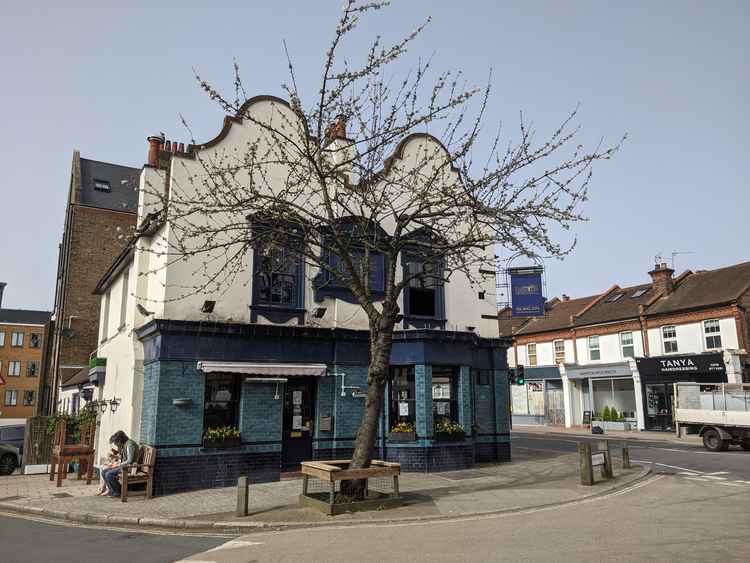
[51,205,135,406]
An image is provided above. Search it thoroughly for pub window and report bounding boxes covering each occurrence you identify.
[389,366,416,426]
[27,361,38,377]
[328,250,385,292]
[553,340,565,364]
[527,343,538,366]
[620,332,635,359]
[703,319,722,350]
[23,390,35,406]
[204,374,240,430]
[432,367,459,424]
[405,259,441,317]
[11,332,23,347]
[29,333,41,348]
[8,361,21,377]
[662,325,678,354]
[588,336,601,361]
[254,244,302,308]
[5,390,18,406]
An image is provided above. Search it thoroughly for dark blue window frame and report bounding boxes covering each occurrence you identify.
[313,248,387,304]
[402,254,446,327]
[250,243,306,324]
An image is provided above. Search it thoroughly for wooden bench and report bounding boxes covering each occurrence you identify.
[117,444,156,502]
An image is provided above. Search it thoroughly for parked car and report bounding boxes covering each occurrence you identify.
[0,443,21,475]
[0,425,25,456]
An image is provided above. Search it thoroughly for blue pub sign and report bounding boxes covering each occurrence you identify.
[509,266,545,317]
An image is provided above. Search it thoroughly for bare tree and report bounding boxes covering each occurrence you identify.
[146,0,622,484]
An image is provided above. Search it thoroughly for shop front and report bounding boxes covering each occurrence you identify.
[510,366,564,426]
[635,353,728,431]
[560,362,643,430]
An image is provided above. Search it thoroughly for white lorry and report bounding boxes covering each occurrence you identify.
[673,383,750,452]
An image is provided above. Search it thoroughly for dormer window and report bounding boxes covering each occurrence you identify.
[94,179,111,192]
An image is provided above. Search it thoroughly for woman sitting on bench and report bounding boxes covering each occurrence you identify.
[102,431,139,498]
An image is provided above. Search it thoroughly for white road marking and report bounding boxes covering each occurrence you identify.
[704,471,730,476]
[678,471,700,476]
[700,475,728,480]
[631,460,700,473]
[176,538,265,562]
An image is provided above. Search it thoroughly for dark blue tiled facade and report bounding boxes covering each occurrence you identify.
[135,320,511,494]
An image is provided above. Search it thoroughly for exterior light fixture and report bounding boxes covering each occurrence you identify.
[109,397,121,413]
[313,307,327,319]
[99,400,108,413]
[201,300,216,313]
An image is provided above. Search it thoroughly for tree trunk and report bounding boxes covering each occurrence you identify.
[339,323,394,500]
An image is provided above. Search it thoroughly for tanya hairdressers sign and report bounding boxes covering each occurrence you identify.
[509,267,545,317]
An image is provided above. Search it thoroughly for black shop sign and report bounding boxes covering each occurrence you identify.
[636,353,726,382]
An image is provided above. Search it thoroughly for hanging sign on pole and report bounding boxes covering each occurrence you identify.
[509,266,545,317]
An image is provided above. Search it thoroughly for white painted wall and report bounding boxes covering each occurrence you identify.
[647,317,739,355]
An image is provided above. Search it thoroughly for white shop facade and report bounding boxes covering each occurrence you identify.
[560,361,645,430]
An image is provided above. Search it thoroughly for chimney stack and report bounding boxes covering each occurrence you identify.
[562,294,570,302]
[0,282,6,308]
[649,262,675,295]
[147,133,165,167]
[325,114,348,142]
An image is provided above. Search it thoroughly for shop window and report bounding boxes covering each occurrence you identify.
[4,390,18,406]
[620,332,635,359]
[11,332,23,347]
[527,343,538,366]
[23,390,35,407]
[432,367,458,423]
[253,244,302,308]
[29,333,41,348]
[662,325,678,354]
[0,331,4,346]
[588,336,600,361]
[553,340,565,364]
[8,361,21,377]
[703,319,722,350]
[204,374,240,430]
[389,366,415,426]
[27,361,38,377]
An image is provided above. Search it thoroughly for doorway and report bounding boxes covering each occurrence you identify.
[645,384,674,431]
[545,381,565,425]
[282,378,316,468]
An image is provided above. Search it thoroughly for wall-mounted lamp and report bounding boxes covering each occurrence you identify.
[109,397,121,413]
[201,300,216,313]
[313,306,327,319]
[172,398,193,406]
[136,303,154,317]
[98,400,108,413]
[466,326,476,332]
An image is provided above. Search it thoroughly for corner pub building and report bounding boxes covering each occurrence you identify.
[88,96,511,496]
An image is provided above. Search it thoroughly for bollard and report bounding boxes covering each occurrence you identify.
[236,475,249,517]
[622,444,631,469]
[598,439,613,479]
[579,442,594,486]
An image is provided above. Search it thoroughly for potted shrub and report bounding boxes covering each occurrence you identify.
[433,420,465,442]
[202,426,241,449]
[388,421,416,442]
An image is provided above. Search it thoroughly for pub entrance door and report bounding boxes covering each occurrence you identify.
[282,378,316,469]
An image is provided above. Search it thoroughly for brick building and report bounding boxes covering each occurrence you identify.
[0,285,50,419]
[44,151,139,413]
[508,261,750,431]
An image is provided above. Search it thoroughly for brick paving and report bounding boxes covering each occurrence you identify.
[0,449,643,525]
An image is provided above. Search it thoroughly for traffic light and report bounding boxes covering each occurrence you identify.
[516,365,525,385]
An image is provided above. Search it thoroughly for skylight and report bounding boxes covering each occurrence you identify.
[631,288,648,299]
[605,293,624,303]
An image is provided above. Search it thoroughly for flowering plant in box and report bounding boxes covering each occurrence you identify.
[203,426,240,440]
[434,420,465,440]
[390,421,415,433]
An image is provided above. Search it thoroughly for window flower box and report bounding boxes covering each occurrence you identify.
[388,431,416,442]
[433,420,466,442]
[434,430,466,442]
[202,437,241,449]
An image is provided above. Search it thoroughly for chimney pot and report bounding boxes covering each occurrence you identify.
[164,140,172,153]
[562,294,570,301]
[178,142,185,153]
[146,134,164,167]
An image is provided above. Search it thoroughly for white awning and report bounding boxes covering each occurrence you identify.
[196,361,328,377]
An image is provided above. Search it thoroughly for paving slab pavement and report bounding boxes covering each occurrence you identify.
[0,448,647,531]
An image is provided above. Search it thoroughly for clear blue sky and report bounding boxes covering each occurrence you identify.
[1,1,747,310]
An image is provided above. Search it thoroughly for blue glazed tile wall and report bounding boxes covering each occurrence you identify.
[238,381,282,445]
[140,361,159,444]
[415,364,433,439]
[154,361,205,446]
[458,365,473,432]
